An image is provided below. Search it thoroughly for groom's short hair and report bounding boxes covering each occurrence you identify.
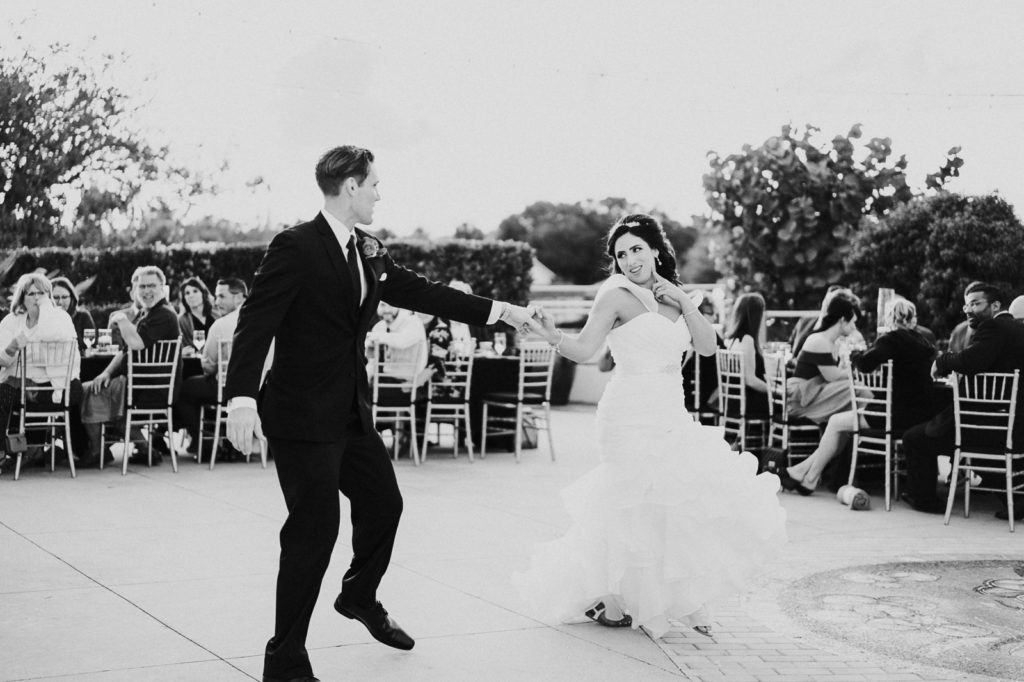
[316,146,375,196]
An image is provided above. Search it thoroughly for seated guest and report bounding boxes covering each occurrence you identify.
[786,291,863,425]
[791,286,866,357]
[177,276,215,351]
[175,278,270,459]
[723,292,770,419]
[79,266,180,468]
[683,298,725,419]
[779,298,936,495]
[367,302,429,387]
[901,281,1024,517]
[0,274,80,468]
[447,280,485,343]
[1010,295,1024,321]
[50,277,97,355]
[947,319,973,353]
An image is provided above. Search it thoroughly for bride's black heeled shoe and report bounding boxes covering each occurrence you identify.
[584,601,633,628]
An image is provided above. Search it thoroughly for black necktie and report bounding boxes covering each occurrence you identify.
[346,235,362,305]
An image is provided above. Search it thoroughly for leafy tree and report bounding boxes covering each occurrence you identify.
[847,193,1024,337]
[0,39,219,247]
[453,222,484,240]
[702,123,962,309]
[497,197,696,284]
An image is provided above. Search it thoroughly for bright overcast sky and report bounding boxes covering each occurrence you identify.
[5,0,1024,236]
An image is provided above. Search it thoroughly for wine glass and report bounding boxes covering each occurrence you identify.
[98,328,112,350]
[193,330,206,352]
[83,329,96,353]
[493,332,507,356]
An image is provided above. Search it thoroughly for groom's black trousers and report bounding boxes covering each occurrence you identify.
[263,417,403,679]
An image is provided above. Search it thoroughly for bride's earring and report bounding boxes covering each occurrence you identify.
[654,255,661,266]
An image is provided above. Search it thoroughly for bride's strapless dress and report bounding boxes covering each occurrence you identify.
[514,276,787,638]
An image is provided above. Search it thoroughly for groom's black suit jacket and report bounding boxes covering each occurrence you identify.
[225,213,492,439]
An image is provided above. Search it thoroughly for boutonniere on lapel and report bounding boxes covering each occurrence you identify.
[359,236,387,260]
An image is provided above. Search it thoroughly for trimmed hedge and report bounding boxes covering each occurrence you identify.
[1,239,534,323]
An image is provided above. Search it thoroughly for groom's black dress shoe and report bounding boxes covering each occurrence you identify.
[262,676,320,682]
[334,597,415,650]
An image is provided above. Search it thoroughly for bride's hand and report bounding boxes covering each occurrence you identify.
[652,273,686,310]
[528,308,558,341]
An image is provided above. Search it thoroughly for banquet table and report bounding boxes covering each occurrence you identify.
[468,353,527,452]
[80,351,203,382]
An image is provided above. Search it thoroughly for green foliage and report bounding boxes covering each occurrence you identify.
[0,42,165,247]
[703,123,962,309]
[0,239,534,312]
[384,239,534,305]
[497,197,696,285]
[847,193,1024,337]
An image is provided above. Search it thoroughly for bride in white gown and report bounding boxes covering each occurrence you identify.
[516,214,787,638]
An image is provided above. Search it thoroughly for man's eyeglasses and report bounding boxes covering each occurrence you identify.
[962,300,989,312]
[136,283,161,290]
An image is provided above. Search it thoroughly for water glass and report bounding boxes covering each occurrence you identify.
[193,330,206,351]
[98,328,113,350]
[493,333,507,356]
[83,328,96,351]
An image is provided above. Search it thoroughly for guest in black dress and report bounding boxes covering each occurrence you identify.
[723,292,769,419]
[51,277,96,355]
[177,277,215,351]
[779,298,935,494]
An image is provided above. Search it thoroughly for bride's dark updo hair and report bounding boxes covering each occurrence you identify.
[606,213,680,284]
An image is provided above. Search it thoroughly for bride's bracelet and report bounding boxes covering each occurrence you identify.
[548,329,565,353]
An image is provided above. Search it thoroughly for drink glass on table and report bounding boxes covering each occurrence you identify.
[193,330,206,352]
[493,332,507,356]
[98,328,112,351]
[83,329,96,354]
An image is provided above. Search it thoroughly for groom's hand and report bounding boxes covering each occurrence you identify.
[227,406,264,455]
[499,302,539,334]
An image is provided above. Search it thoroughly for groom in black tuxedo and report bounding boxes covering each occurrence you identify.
[225,145,536,682]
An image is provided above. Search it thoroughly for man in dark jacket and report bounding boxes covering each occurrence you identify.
[901,281,1024,516]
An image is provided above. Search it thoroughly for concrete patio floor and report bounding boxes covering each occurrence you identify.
[1,405,1021,682]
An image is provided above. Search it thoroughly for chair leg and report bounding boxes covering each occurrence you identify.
[409,410,420,467]
[883,443,892,512]
[122,414,133,476]
[167,412,178,473]
[210,408,222,471]
[480,404,489,458]
[463,407,474,462]
[65,417,76,479]
[13,452,22,480]
[421,404,432,463]
[544,404,555,461]
[197,407,206,465]
[848,437,859,487]
[943,450,961,525]
[1006,459,1015,533]
[514,403,523,463]
[99,423,106,471]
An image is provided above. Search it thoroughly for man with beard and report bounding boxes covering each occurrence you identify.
[900,281,1024,517]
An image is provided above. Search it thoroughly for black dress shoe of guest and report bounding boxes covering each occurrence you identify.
[777,468,814,496]
[995,504,1024,520]
[334,597,415,650]
[899,492,945,514]
[262,676,320,682]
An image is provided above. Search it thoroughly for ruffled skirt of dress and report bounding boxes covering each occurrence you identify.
[514,373,787,638]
